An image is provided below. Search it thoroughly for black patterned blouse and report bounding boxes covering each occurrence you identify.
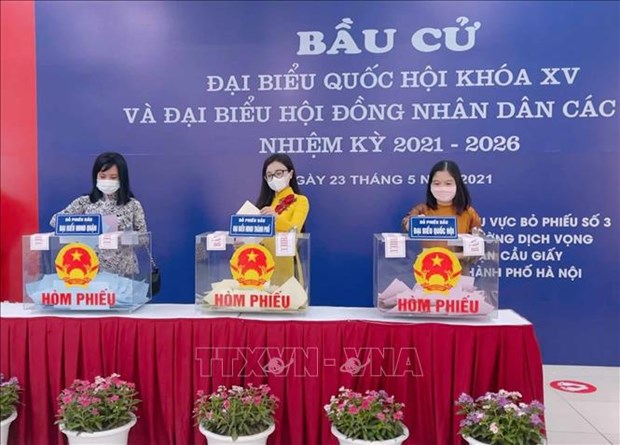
[50,194,148,276]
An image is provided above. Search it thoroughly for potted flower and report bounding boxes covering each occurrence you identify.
[0,374,20,445]
[56,373,139,445]
[193,384,279,445]
[324,387,409,445]
[455,390,546,445]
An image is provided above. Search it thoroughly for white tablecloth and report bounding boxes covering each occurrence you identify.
[0,303,531,325]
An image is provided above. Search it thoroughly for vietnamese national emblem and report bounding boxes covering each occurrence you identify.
[55,243,100,287]
[413,247,462,294]
[230,244,275,288]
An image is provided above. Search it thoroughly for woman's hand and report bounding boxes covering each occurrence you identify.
[404,213,425,231]
[260,206,277,216]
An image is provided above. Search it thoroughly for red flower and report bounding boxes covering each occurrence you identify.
[275,194,296,215]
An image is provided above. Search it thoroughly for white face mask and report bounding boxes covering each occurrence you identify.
[431,185,457,203]
[97,179,120,195]
[267,175,290,193]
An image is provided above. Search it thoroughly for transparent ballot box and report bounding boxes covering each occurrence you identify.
[196,232,310,313]
[23,232,153,312]
[373,234,499,318]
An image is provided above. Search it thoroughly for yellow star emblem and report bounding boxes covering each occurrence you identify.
[71,250,83,261]
[431,255,443,267]
[246,250,258,262]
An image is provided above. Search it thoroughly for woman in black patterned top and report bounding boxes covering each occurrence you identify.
[50,152,148,276]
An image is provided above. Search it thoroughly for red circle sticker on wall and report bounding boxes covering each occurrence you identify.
[550,380,597,394]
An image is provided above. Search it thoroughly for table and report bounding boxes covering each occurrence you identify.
[0,304,544,445]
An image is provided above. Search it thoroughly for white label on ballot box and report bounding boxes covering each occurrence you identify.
[30,233,52,251]
[276,232,296,257]
[206,232,227,251]
[98,232,121,250]
[461,234,485,256]
[382,233,406,258]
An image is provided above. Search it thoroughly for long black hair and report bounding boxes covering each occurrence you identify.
[255,154,302,209]
[425,160,471,214]
[88,152,135,205]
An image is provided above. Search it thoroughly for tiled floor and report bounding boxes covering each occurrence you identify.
[544,365,620,444]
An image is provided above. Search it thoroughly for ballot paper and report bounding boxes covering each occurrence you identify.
[235,201,262,244]
[237,201,261,215]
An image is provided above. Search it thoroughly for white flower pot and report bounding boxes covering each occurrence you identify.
[331,425,410,445]
[1,410,17,445]
[463,436,546,445]
[60,414,137,445]
[463,437,490,445]
[199,423,275,445]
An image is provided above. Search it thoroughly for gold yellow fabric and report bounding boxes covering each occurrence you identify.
[262,187,310,286]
